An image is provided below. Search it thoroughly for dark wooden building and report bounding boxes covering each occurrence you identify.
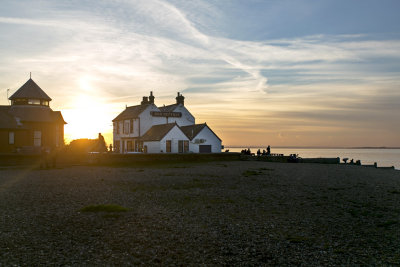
[0,78,66,153]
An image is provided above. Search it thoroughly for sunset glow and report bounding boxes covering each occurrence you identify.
[62,76,114,143]
[1,0,399,147]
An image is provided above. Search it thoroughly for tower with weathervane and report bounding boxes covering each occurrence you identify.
[0,76,66,153]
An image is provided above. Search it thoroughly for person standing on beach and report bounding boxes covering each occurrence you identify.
[267,145,271,155]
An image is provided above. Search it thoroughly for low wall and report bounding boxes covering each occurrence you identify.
[92,152,242,166]
[0,154,42,167]
[299,157,340,164]
[0,152,242,167]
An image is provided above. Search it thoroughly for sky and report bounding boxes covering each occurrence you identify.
[0,0,399,147]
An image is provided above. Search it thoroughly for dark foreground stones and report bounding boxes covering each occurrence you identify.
[0,162,399,265]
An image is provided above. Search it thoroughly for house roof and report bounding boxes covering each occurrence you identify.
[9,78,52,101]
[112,104,149,122]
[140,123,177,141]
[0,106,23,129]
[158,104,178,112]
[180,123,222,141]
[0,106,66,125]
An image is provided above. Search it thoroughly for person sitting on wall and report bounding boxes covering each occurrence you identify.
[97,133,107,153]
[262,149,266,156]
[257,149,261,156]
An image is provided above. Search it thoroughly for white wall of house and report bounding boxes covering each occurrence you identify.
[143,125,189,153]
[139,104,164,136]
[142,141,160,153]
[189,126,221,153]
[164,104,195,126]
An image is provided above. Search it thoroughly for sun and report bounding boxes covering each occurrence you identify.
[63,76,113,144]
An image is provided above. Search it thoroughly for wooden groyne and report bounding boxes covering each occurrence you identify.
[239,154,396,170]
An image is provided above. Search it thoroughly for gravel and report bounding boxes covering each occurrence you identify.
[0,161,399,265]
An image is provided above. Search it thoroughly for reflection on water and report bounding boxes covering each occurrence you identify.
[226,147,400,170]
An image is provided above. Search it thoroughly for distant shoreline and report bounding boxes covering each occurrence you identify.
[225,146,400,149]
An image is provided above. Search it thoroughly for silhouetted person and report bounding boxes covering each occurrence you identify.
[262,149,266,156]
[247,148,251,155]
[257,149,261,156]
[350,159,354,164]
[97,133,107,152]
[267,145,271,155]
[109,144,113,153]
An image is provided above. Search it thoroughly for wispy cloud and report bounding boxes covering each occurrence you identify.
[0,0,399,146]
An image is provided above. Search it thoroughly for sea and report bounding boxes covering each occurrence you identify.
[225,147,400,170]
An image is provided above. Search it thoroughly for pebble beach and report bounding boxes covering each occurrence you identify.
[0,161,399,265]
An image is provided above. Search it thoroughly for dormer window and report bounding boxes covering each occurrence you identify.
[28,99,41,105]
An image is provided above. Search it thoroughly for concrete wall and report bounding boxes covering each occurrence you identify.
[189,126,221,153]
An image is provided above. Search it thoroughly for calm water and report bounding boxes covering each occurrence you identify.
[226,147,400,170]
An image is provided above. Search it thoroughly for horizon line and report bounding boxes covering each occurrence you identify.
[224,146,400,149]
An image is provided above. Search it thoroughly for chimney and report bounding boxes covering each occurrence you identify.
[141,96,149,105]
[149,91,155,104]
[176,92,185,105]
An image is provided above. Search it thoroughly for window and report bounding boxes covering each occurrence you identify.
[166,140,171,153]
[113,122,116,133]
[28,99,41,105]
[130,119,134,133]
[41,100,49,106]
[34,131,41,147]
[127,141,133,152]
[178,140,183,153]
[115,140,120,152]
[117,122,120,134]
[124,121,129,134]
[9,132,14,144]
[184,140,189,153]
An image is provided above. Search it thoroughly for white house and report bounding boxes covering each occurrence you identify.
[180,123,222,153]
[112,92,222,153]
[141,123,189,153]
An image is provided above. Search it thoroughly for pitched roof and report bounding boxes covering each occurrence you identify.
[8,105,66,124]
[9,78,52,101]
[158,104,178,112]
[140,123,177,141]
[0,106,23,129]
[112,104,149,122]
[180,123,207,140]
[52,111,67,124]
[180,123,222,141]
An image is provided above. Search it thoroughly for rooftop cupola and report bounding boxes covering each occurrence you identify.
[141,96,149,105]
[176,92,185,105]
[9,78,52,107]
[149,91,155,104]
